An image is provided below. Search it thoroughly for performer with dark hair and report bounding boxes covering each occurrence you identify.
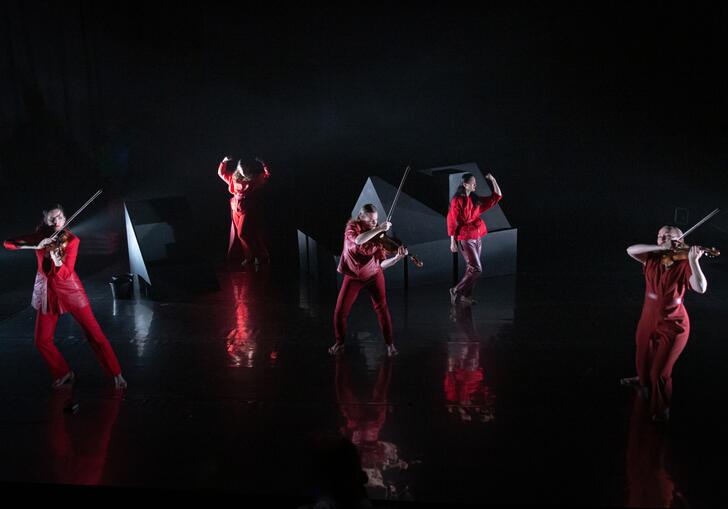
[446,172,503,305]
[3,205,127,389]
[330,204,407,357]
[623,225,709,422]
[217,155,271,267]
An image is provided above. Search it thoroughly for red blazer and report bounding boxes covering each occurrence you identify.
[446,192,502,240]
[4,230,89,314]
[337,220,387,280]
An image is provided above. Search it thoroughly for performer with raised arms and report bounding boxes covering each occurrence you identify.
[447,172,503,306]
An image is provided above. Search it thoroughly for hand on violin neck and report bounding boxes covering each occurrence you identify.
[397,245,408,258]
[688,245,705,261]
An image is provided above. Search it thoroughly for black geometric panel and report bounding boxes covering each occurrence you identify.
[124,196,218,300]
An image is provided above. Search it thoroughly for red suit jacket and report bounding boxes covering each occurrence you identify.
[446,192,502,240]
[4,230,89,314]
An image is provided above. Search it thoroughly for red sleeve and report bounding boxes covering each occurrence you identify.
[447,198,462,237]
[217,160,231,182]
[53,237,79,280]
[344,222,360,245]
[217,161,235,193]
[3,232,44,250]
[478,193,502,214]
[251,169,271,191]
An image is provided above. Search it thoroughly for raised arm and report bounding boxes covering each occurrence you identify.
[217,156,233,184]
[485,173,502,197]
[3,231,45,250]
[351,222,391,246]
[255,157,271,179]
[626,243,667,264]
[688,246,708,293]
[478,173,502,212]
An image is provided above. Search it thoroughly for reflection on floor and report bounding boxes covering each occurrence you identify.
[0,266,726,506]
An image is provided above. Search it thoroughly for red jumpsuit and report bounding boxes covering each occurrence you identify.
[3,231,122,379]
[334,220,393,345]
[635,254,693,418]
[217,160,270,262]
[446,191,502,297]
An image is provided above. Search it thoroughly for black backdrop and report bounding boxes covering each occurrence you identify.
[2,2,726,294]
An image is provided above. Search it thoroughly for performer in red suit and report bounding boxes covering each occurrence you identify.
[330,204,407,357]
[3,205,127,389]
[623,226,708,422]
[446,172,503,306]
[217,156,271,267]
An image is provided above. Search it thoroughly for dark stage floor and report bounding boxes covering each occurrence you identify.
[1,264,726,507]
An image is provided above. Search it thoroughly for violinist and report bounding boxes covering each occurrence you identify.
[624,225,709,422]
[217,155,271,267]
[329,204,407,357]
[446,172,503,306]
[3,205,127,389]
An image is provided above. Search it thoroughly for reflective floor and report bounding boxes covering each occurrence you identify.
[1,265,726,506]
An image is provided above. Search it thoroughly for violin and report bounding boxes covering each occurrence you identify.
[371,231,424,268]
[42,228,71,261]
[660,243,720,266]
[657,208,722,266]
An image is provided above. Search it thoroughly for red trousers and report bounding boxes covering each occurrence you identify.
[635,310,689,416]
[242,205,270,261]
[229,210,269,262]
[228,210,252,261]
[454,238,482,297]
[35,306,122,379]
[334,271,393,345]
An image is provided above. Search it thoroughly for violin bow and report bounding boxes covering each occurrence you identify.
[675,208,720,242]
[50,189,103,240]
[386,165,411,223]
